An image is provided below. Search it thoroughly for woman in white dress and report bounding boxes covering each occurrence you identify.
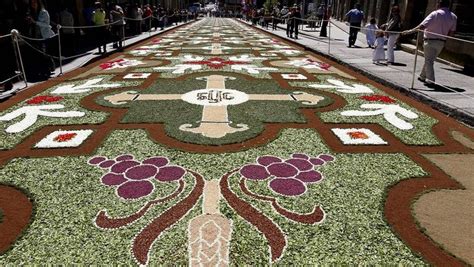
[365,18,378,48]
[373,28,386,64]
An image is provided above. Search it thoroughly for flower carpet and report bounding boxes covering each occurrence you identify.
[0,18,473,265]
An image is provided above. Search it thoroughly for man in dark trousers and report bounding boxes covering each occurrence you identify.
[292,7,301,39]
[283,7,292,37]
[403,0,457,85]
[345,3,364,47]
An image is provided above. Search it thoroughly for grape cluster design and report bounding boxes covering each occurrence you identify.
[239,153,335,196]
[89,155,185,200]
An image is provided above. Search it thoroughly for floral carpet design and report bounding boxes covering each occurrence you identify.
[0,18,472,266]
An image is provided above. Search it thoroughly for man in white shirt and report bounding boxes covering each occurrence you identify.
[403,0,457,84]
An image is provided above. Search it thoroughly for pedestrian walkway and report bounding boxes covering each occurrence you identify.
[1,21,192,100]
[240,19,474,126]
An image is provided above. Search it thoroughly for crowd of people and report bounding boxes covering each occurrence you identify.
[360,0,456,84]
[0,0,459,91]
[244,0,457,86]
[242,3,331,40]
[0,0,198,83]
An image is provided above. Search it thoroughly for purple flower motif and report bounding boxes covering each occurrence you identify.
[90,155,186,200]
[239,153,335,196]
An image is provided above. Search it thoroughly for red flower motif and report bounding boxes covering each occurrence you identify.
[27,95,63,105]
[53,133,77,142]
[184,57,246,69]
[306,59,331,70]
[151,38,161,44]
[99,59,125,70]
[360,95,396,103]
[347,131,369,139]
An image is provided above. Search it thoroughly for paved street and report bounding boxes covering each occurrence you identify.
[242,19,474,125]
[0,18,473,266]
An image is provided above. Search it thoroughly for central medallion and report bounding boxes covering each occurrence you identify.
[182,88,249,106]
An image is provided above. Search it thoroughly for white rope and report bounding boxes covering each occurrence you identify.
[330,20,403,35]
[330,20,474,43]
[418,29,474,44]
[18,33,58,41]
[1,73,22,84]
[17,36,60,59]
[124,15,152,21]
[0,33,12,39]
[295,17,330,23]
[61,20,121,29]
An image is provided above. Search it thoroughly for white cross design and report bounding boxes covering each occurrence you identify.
[341,104,419,130]
[309,79,374,94]
[0,105,85,133]
[51,78,122,94]
[104,75,324,138]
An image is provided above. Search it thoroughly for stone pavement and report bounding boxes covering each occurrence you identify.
[240,19,474,126]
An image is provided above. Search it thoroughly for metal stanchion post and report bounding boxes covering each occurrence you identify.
[139,18,142,34]
[122,24,126,47]
[11,29,27,88]
[328,20,331,54]
[57,25,63,75]
[411,30,421,89]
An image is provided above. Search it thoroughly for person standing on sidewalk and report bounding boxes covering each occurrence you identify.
[110,5,125,49]
[402,0,457,84]
[293,7,301,39]
[58,6,75,56]
[316,5,324,27]
[271,6,279,31]
[28,0,55,79]
[345,3,364,47]
[92,2,108,54]
[373,26,386,64]
[365,18,378,48]
[386,5,402,64]
[282,7,291,37]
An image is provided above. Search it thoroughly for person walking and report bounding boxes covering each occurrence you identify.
[386,5,402,64]
[345,3,364,47]
[402,0,457,85]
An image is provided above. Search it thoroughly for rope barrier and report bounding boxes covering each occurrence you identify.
[17,36,60,59]
[416,29,474,44]
[18,33,58,41]
[0,73,22,84]
[61,20,121,29]
[329,20,474,44]
[0,33,12,39]
[124,15,152,21]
